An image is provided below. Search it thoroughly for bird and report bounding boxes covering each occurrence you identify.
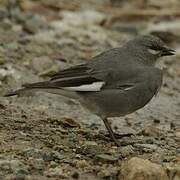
[5,35,175,146]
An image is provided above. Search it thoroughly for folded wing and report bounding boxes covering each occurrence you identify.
[23,64,105,92]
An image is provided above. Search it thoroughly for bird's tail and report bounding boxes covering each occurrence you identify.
[4,88,27,97]
[4,81,51,97]
[4,81,79,99]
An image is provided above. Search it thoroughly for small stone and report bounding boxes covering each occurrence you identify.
[176,148,180,154]
[56,117,80,128]
[141,126,163,137]
[76,160,89,168]
[98,166,118,179]
[120,157,169,180]
[153,119,160,123]
[23,148,43,159]
[33,159,45,170]
[76,141,102,156]
[23,15,47,34]
[44,167,65,178]
[166,164,180,180]
[49,161,58,168]
[119,145,135,157]
[134,144,158,152]
[0,56,5,65]
[95,154,119,163]
[50,151,64,161]
[71,171,79,179]
[39,65,60,77]
[175,130,180,138]
[31,56,55,73]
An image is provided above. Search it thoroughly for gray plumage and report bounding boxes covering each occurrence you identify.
[5,35,175,146]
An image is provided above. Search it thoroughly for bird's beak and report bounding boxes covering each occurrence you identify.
[161,47,175,56]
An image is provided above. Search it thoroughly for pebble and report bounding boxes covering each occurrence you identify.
[76,141,102,156]
[175,130,180,139]
[23,148,43,159]
[95,154,119,163]
[23,14,47,34]
[33,159,45,170]
[166,164,180,180]
[76,159,89,168]
[141,126,163,137]
[31,56,55,73]
[119,145,135,157]
[44,167,65,178]
[134,143,158,152]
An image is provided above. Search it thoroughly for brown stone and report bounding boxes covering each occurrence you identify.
[119,157,169,180]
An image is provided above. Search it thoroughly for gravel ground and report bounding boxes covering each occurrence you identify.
[0,0,179,179]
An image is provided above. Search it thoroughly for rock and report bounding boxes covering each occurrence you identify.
[71,171,79,179]
[141,126,163,137]
[31,56,55,73]
[0,159,28,175]
[44,167,66,178]
[23,148,43,159]
[0,66,15,81]
[95,154,119,163]
[39,64,60,77]
[134,143,158,153]
[175,129,180,139]
[50,151,65,161]
[54,10,106,27]
[120,157,169,180]
[97,166,118,179]
[119,145,135,157]
[33,159,45,170]
[23,14,47,34]
[76,159,89,169]
[166,164,180,180]
[0,55,5,65]
[146,0,179,8]
[76,141,102,156]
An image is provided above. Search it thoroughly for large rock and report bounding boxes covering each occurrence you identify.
[120,157,169,180]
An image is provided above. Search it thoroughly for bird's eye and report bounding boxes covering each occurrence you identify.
[148,48,161,55]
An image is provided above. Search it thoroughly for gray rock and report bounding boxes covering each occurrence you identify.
[95,154,119,163]
[119,145,135,157]
[134,143,158,152]
[23,148,43,159]
[44,167,66,178]
[33,159,45,170]
[0,159,28,175]
[23,148,65,162]
[76,141,102,156]
[31,56,55,74]
[23,14,47,34]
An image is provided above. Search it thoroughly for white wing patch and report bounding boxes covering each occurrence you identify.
[62,81,105,91]
[124,86,134,91]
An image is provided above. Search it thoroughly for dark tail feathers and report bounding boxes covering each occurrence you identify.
[4,88,27,97]
[4,81,53,97]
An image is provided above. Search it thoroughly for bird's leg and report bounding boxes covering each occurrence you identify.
[102,118,120,146]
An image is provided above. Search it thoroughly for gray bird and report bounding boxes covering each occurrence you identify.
[5,35,175,146]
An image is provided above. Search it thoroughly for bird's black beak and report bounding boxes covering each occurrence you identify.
[161,47,175,56]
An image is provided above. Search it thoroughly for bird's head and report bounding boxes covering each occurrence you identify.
[125,35,175,65]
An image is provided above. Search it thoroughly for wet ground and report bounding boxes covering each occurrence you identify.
[0,0,179,179]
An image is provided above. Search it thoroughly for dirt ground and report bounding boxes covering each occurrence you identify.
[0,0,179,179]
